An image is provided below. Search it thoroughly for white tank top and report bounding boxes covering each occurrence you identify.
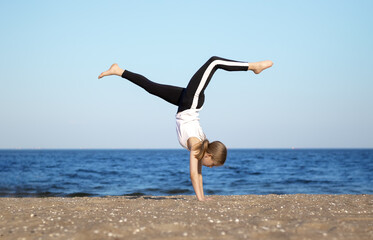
[176,108,206,149]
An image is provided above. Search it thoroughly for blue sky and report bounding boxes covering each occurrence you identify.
[0,0,372,149]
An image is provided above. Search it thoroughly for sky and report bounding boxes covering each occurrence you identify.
[0,0,372,149]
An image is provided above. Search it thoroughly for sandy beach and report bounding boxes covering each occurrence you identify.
[0,194,372,240]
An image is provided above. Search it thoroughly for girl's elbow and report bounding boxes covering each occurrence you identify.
[190,172,199,180]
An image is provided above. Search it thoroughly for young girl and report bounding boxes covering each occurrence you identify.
[98,56,273,201]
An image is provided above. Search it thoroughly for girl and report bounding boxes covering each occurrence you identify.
[98,56,273,201]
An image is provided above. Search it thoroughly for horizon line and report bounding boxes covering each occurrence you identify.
[0,147,372,150]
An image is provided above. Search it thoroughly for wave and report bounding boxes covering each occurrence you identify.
[66,192,96,197]
[162,189,191,194]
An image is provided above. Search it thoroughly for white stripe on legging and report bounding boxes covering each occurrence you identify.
[191,59,248,109]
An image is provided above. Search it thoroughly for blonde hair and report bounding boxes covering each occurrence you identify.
[195,139,227,166]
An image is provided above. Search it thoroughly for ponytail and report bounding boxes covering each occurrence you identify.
[195,139,209,160]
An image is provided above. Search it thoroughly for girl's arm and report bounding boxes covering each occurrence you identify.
[188,138,205,201]
[198,160,205,200]
[189,152,205,201]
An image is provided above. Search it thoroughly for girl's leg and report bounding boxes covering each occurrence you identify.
[178,56,273,112]
[99,64,184,106]
[122,70,184,106]
[177,56,248,112]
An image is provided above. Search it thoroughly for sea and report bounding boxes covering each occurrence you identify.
[0,149,372,197]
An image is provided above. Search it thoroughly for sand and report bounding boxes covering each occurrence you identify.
[0,194,372,240]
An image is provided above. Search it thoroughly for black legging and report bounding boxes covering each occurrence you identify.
[121,56,249,113]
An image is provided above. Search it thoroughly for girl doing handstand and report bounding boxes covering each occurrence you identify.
[98,56,273,201]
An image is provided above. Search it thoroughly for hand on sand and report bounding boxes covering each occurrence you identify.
[199,196,214,201]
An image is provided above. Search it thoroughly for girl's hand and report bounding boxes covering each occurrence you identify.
[198,196,214,201]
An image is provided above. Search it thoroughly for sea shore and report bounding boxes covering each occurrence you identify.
[1,194,372,240]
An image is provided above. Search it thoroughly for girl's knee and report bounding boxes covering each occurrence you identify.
[207,56,220,64]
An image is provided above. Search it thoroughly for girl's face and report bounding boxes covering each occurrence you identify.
[201,153,215,168]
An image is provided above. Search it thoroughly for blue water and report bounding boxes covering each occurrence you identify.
[0,149,372,197]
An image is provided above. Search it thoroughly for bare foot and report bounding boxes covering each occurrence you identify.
[98,63,124,79]
[248,60,273,74]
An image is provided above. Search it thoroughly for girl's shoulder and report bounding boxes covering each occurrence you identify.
[187,137,202,152]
